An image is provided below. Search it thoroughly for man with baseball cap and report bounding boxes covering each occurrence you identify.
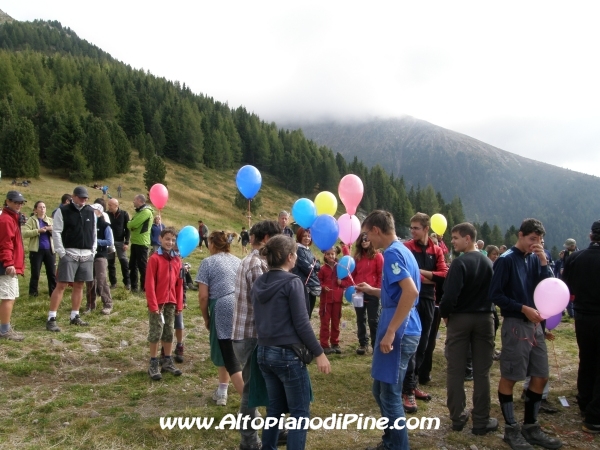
[562,220,600,434]
[46,186,97,332]
[0,191,27,341]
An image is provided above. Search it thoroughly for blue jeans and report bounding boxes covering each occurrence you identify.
[258,346,311,450]
[372,334,420,450]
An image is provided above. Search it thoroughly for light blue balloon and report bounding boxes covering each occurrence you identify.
[345,286,356,302]
[310,214,339,251]
[292,198,317,229]
[337,255,356,279]
[236,165,262,200]
[177,226,199,258]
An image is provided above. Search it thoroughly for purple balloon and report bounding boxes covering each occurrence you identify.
[545,312,562,331]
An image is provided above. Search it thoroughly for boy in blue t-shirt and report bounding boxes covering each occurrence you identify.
[357,210,421,450]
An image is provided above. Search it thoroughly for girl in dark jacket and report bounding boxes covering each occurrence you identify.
[291,227,321,318]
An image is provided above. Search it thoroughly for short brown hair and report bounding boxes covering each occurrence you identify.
[160,226,178,238]
[519,218,545,237]
[410,212,430,229]
[295,227,311,245]
[208,231,231,253]
[362,210,395,235]
[451,222,477,241]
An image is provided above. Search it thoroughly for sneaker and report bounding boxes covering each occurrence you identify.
[472,417,498,435]
[323,347,335,355]
[82,309,93,315]
[414,387,431,401]
[70,315,89,326]
[452,410,470,431]
[332,345,342,354]
[125,285,131,291]
[0,328,24,341]
[161,357,182,376]
[356,345,367,355]
[540,399,558,414]
[464,372,474,381]
[503,424,534,450]
[101,307,112,315]
[521,423,562,449]
[582,422,600,434]
[493,350,502,361]
[46,317,61,332]
[148,359,162,380]
[277,429,288,446]
[212,389,227,406]
[402,393,418,413]
[174,343,184,363]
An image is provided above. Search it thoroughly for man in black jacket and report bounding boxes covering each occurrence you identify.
[106,198,130,290]
[439,222,497,435]
[562,221,600,434]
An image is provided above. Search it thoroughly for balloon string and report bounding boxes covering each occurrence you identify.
[551,339,562,383]
[247,200,251,229]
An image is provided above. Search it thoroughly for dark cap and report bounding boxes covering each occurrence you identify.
[73,186,89,198]
[198,219,203,223]
[592,220,600,234]
[6,190,27,202]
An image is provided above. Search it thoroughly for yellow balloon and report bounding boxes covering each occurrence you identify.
[430,213,447,235]
[314,191,338,216]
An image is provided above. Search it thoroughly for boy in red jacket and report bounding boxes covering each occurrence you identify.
[145,227,184,380]
[318,246,344,354]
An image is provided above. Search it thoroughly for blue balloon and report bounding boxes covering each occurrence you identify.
[177,225,199,258]
[345,285,356,302]
[236,165,262,199]
[337,255,356,279]
[310,214,339,251]
[292,198,317,229]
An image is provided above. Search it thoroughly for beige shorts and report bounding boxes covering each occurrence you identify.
[0,275,19,299]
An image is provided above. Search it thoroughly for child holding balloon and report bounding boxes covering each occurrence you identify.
[318,246,345,354]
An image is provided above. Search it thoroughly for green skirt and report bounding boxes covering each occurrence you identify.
[209,298,225,367]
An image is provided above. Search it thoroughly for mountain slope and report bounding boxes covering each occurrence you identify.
[289,117,600,248]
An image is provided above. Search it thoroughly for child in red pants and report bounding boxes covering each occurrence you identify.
[318,247,344,354]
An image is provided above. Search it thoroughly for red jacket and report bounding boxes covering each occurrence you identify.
[318,262,344,304]
[404,238,448,301]
[351,252,383,288]
[0,207,25,275]
[145,249,183,312]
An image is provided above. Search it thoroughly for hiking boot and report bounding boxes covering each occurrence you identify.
[101,307,112,315]
[46,317,61,332]
[582,422,600,434]
[174,343,184,363]
[70,315,89,326]
[356,345,367,355]
[161,357,182,376]
[0,328,24,341]
[521,423,562,449]
[472,417,498,435]
[402,393,417,413]
[503,424,534,450]
[148,359,162,380]
[212,389,227,406]
[452,410,470,431]
[414,387,431,401]
[277,429,288,446]
[540,399,558,414]
[82,308,93,315]
[323,347,335,355]
[332,345,342,354]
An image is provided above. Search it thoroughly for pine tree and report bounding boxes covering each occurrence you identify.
[144,155,167,191]
[105,120,131,174]
[234,190,262,214]
[69,145,93,183]
[490,224,504,246]
[0,115,40,178]
[83,117,116,179]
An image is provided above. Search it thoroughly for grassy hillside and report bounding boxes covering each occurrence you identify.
[0,163,594,449]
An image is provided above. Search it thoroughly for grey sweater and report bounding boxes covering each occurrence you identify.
[251,269,323,357]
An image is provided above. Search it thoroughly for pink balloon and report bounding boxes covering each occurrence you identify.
[534,278,570,319]
[338,174,364,215]
[149,183,169,210]
[337,213,361,245]
[545,312,562,330]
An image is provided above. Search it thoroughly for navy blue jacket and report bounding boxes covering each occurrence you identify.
[489,246,553,320]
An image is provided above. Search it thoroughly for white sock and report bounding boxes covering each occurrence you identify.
[48,311,57,321]
[70,311,79,320]
[217,383,228,396]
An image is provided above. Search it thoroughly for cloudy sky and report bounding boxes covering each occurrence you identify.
[5,1,600,176]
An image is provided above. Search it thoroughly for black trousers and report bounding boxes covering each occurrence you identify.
[28,250,56,296]
[129,244,148,291]
[575,314,600,425]
[107,241,130,287]
[403,297,435,392]
[355,294,380,347]
[420,305,441,381]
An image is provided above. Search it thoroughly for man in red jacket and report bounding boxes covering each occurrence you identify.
[402,212,448,412]
[0,191,27,341]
